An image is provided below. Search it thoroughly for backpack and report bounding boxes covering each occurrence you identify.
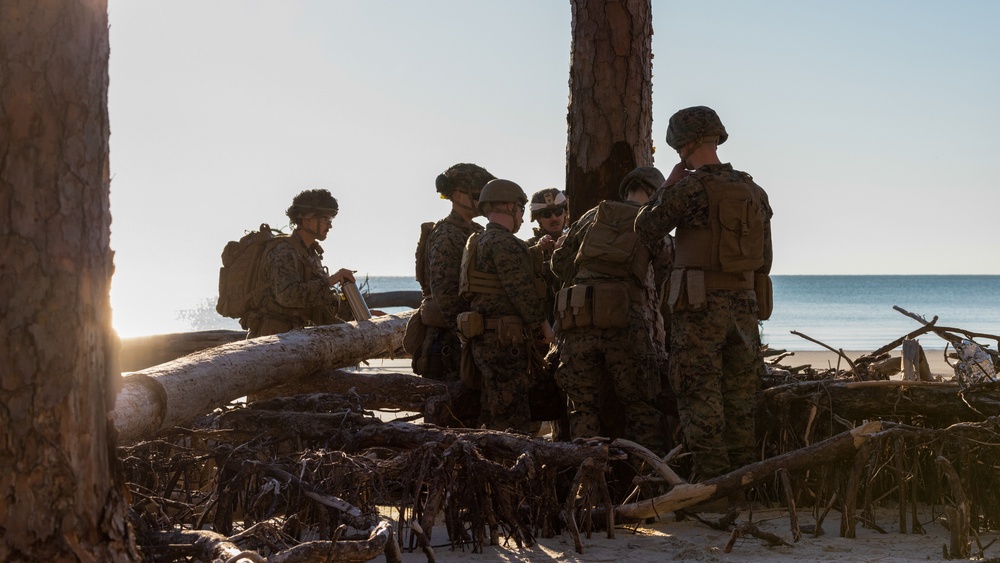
[216,224,288,319]
[574,201,644,278]
[413,221,435,294]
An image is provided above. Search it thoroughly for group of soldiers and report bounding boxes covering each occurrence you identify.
[243,106,773,486]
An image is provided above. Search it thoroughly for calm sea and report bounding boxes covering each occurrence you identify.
[361,275,1000,352]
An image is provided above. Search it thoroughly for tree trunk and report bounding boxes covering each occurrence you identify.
[566,0,654,220]
[114,311,413,443]
[0,1,136,560]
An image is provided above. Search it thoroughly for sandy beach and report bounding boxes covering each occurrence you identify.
[356,350,981,562]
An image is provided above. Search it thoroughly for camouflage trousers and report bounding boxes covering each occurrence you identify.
[555,324,665,455]
[670,290,763,479]
[470,334,537,434]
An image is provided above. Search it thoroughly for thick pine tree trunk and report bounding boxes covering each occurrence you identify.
[0,1,136,560]
[566,0,654,220]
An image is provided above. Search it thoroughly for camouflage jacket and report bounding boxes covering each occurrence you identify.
[635,163,773,276]
[525,226,564,322]
[426,211,484,329]
[470,223,547,329]
[260,230,339,324]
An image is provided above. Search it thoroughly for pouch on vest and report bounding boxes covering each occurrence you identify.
[555,287,575,331]
[403,310,427,356]
[717,198,765,273]
[496,315,525,346]
[570,285,592,328]
[592,281,630,329]
[419,296,450,328]
[456,311,484,339]
[686,269,707,311]
[754,273,773,321]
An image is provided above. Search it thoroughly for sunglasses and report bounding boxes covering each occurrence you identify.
[538,207,565,219]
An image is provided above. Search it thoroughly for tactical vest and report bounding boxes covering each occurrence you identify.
[674,171,765,290]
[573,200,650,290]
[459,231,505,299]
[256,236,336,326]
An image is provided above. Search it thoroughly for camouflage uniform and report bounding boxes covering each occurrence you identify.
[635,162,773,479]
[420,212,484,381]
[525,227,563,324]
[246,230,341,338]
[468,223,548,433]
[551,202,669,454]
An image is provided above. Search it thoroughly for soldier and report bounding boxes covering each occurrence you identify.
[413,163,495,380]
[525,188,568,324]
[245,189,356,338]
[460,179,554,433]
[550,167,668,455]
[635,106,773,481]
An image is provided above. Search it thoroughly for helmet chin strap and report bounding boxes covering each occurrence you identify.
[454,187,477,213]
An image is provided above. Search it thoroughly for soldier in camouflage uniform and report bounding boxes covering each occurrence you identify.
[462,179,554,433]
[246,189,356,338]
[550,167,669,454]
[635,106,773,480]
[416,163,495,381]
[525,188,568,324]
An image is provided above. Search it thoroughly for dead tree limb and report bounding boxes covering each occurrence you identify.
[616,421,883,520]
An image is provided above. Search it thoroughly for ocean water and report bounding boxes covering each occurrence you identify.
[361,275,1000,352]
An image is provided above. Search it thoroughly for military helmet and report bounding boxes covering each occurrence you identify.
[435,163,495,198]
[529,188,567,221]
[286,189,339,224]
[665,106,728,150]
[619,166,665,198]
[477,179,527,215]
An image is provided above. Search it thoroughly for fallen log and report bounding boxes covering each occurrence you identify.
[119,329,246,372]
[763,379,1000,421]
[113,310,413,444]
[616,420,883,519]
[364,290,421,309]
[254,369,447,413]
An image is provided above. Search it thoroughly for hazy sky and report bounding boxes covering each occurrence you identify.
[106,1,1000,336]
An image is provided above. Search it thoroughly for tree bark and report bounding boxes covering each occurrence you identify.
[113,311,413,443]
[0,1,136,559]
[566,0,654,220]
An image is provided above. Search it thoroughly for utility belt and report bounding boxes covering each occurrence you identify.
[667,268,772,320]
[553,280,638,331]
[456,312,526,346]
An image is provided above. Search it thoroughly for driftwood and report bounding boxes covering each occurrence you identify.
[119,329,247,372]
[118,292,420,372]
[763,379,1000,421]
[616,421,882,519]
[113,311,413,443]
[253,369,448,414]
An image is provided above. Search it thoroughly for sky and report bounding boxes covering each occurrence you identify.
[106,1,1000,337]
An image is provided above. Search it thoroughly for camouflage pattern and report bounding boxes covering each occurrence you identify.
[468,222,547,433]
[668,293,763,478]
[618,166,665,198]
[436,163,495,197]
[550,200,668,454]
[526,227,562,324]
[664,106,728,150]
[635,162,773,479]
[427,212,484,329]
[246,231,341,338]
[422,211,484,382]
[286,189,339,223]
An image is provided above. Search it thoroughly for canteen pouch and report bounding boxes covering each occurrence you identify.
[456,311,484,339]
[496,315,525,346]
[592,281,630,329]
[419,296,450,328]
[754,273,773,321]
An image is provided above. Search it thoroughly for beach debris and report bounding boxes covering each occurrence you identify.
[952,338,997,388]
